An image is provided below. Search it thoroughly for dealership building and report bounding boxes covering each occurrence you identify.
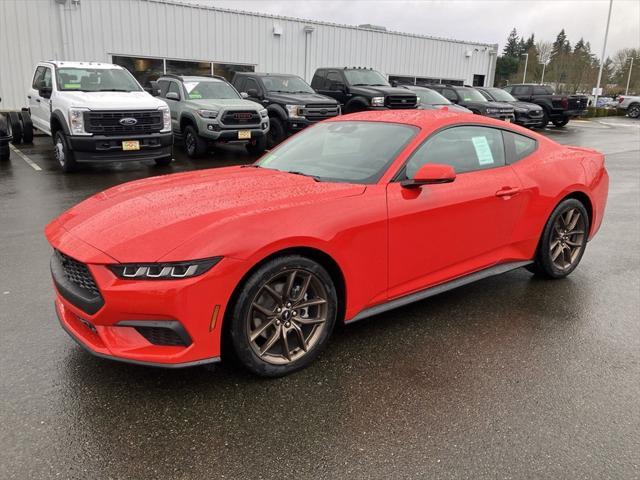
[0,0,498,110]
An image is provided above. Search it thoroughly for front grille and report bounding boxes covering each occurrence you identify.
[135,326,190,346]
[528,110,543,118]
[385,95,418,109]
[220,110,261,126]
[301,104,340,122]
[84,110,164,135]
[55,250,100,297]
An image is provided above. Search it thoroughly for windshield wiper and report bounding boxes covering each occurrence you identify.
[97,89,134,92]
[286,171,321,182]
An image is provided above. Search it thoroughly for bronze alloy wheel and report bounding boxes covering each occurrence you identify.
[549,207,586,270]
[247,268,329,365]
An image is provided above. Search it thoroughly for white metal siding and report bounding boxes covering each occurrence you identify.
[0,0,497,110]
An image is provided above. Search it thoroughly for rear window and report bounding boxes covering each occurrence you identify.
[533,86,553,95]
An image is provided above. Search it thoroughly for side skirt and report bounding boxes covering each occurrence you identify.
[346,261,532,324]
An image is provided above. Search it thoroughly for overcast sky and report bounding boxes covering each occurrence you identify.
[209,0,639,56]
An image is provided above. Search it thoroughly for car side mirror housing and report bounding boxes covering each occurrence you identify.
[149,80,161,97]
[401,163,456,188]
[240,91,249,99]
[165,92,180,101]
[39,86,52,99]
[246,88,259,98]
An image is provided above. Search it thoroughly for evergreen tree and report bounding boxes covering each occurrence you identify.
[503,28,520,57]
[551,29,570,60]
[524,34,535,53]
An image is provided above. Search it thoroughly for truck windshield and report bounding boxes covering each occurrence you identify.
[56,68,142,92]
[262,76,314,94]
[456,87,487,102]
[256,121,417,184]
[485,88,517,102]
[182,81,240,100]
[344,70,390,87]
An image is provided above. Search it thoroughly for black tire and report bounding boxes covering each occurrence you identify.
[266,116,286,149]
[552,116,570,127]
[527,198,590,279]
[344,101,367,114]
[8,112,22,145]
[540,109,550,127]
[53,130,78,172]
[229,255,338,377]
[245,134,267,156]
[154,155,172,166]
[19,111,34,143]
[627,103,640,119]
[183,124,207,158]
[0,143,9,161]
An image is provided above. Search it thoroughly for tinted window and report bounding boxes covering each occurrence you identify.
[32,66,46,89]
[405,126,506,177]
[157,79,170,97]
[262,75,314,94]
[533,85,553,95]
[257,121,418,184]
[167,81,181,99]
[511,86,531,96]
[311,71,326,89]
[326,71,342,89]
[503,130,537,163]
[440,88,458,101]
[245,78,260,93]
[234,76,246,92]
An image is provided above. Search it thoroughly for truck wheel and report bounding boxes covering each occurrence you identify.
[540,109,550,127]
[0,144,9,161]
[154,156,172,166]
[552,116,569,127]
[246,135,267,156]
[54,130,78,172]
[183,125,207,158]
[267,117,285,148]
[19,111,34,143]
[8,112,22,145]
[628,103,640,119]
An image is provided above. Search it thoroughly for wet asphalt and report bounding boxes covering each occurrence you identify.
[1,117,639,480]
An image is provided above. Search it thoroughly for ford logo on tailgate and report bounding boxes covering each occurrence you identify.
[119,117,138,126]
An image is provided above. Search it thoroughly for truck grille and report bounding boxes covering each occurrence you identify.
[55,250,100,297]
[220,110,261,126]
[385,96,418,109]
[301,104,340,122]
[84,110,164,135]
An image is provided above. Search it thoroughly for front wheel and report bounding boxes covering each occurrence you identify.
[183,125,207,158]
[246,134,267,156]
[54,130,78,172]
[627,103,640,119]
[552,116,570,127]
[229,255,337,377]
[527,199,589,279]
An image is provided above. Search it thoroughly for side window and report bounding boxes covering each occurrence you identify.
[32,67,45,89]
[157,80,169,97]
[326,71,342,90]
[533,86,551,95]
[441,88,458,102]
[512,86,531,96]
[245,78,260,94]
[503,130,537,164]
[405,126,506,177]
[478,89,492,101]
[167,81,181,99]
[41,68,53,89]
[234,76,246,92]
[311,71,325,89]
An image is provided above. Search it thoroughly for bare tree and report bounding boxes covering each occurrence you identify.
[537,40,553,65]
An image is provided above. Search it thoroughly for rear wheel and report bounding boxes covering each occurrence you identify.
[183,125,207,158]
[266,116,285,148]
[552,116,570,127]
[19,111,33,143]
[229,255,337,377]
[627,103,640,119]
[8,112,22,144]
[527,199,589,279]
[54,130,78,172]
[246,135,267,156]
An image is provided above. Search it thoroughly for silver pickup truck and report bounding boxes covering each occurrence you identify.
[618,95,640,118]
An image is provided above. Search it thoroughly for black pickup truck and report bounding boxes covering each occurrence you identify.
[232,72,340,147]
[0,97,11,161]
[503,84,588,127]
[311,67,417,113]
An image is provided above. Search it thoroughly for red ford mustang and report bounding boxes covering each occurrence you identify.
[46,110,608,376]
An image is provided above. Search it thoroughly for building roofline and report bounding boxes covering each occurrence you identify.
[141,0,496,49]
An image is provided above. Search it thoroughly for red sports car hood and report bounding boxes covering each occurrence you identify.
[48,166,365,262]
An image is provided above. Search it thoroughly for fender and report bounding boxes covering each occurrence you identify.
[179,112,198,132]
[51,110,70,135]
[344,97,369,113]
[266,104,287,121]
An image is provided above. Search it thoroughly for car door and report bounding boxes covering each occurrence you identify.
[317,70,347,105]
[162,80,182,131]
[244,77,265,105]
[29,66,53,133]
[386,125,526,298]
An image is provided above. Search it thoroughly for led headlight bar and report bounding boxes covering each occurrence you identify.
[109,257,222,280]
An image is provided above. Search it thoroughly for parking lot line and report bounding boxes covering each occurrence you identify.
[9,144,42,171]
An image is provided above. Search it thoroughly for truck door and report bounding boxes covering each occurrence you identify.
[28,66,52,133]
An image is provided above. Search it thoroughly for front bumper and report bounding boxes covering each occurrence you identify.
[199,124,268,142]
[485,113,516,122]
[514,112,545,127]
[68,132,173,163]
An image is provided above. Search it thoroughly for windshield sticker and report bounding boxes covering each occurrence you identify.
[189,92,203,99]
[183,82,199,93]
[260,154,277,165]
[471,136,494,165]
[64,83,81,89]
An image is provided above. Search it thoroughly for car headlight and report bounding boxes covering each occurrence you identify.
[159,105,171,132]
[108,257,222,280]
[285,104,304,119]
[416,96,421,103]
[68,107,89,135]
[197,109,219,119]
[259,109,268,118]
[371,96,385,107]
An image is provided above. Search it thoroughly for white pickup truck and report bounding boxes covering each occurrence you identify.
[617,95,640,118]
[26,61,173,171]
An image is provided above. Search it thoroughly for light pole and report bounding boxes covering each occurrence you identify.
[540,61,547,84]
[625,56,634,95]
[594,0,613,107]
[522,53,529,83]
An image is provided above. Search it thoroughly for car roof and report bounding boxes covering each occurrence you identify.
[235,72,300,77]
[160,75,226,82]
[43,61,123,70]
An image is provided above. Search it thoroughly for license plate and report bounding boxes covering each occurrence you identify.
[238,130,251,140]
[122,140,140,151]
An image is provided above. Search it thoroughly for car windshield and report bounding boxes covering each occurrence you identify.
[413,87,452,105]
[485,88,517,102]
[56,68,142,92]
[261,76,314,93]
[183,80,240,99]
[256,121,418,184]
[457,87,487,102]
[344,69,390,86]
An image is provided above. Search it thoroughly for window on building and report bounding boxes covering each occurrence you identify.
[112,55,164,89]
[166,59,211,77]
[472,74,485,87]
[442,79,464,86]
[213,63,254,82]
[415,77,440,85]
[389,75,415,86]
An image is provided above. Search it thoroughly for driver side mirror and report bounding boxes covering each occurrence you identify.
[401,163,456,188]
[165,92,180,101]
[246,88,259,98]
[148,80,161,97]
[38,86,52,99]
[240,92,249,99]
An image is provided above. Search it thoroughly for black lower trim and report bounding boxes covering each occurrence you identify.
[68,132,173,163]
[56,305,220,368]
[117,320,192,346]
[347,261,532,324]
[51,253,104,315]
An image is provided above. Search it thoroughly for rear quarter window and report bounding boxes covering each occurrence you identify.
[503,130,537,164]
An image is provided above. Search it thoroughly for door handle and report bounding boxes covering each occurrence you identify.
[495,187,521,197]
[27,95,31,99]
[36,99,41,103]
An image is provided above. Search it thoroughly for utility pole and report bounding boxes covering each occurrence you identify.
[626,56,634,95]
[594,0,613,107]
[522,53,529,83]
[540,62,547,84]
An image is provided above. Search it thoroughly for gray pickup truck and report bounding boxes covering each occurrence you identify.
[157,74,270,157]
[617,95,640,118]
